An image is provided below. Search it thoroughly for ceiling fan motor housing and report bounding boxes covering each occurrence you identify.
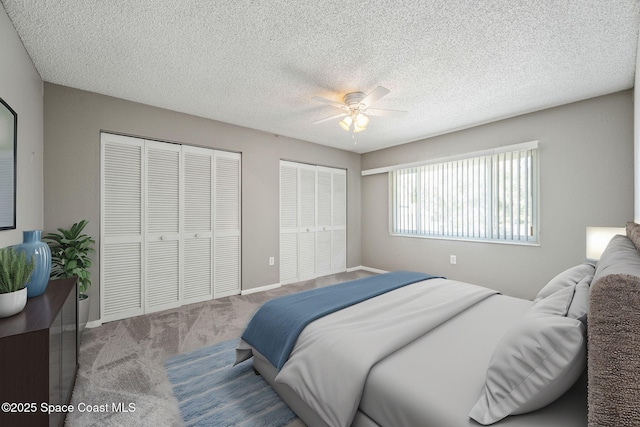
[344,92,367,109]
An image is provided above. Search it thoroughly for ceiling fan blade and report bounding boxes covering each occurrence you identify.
[361,86,391,107]
[365,108,407,117]
[312,113,347,124]
[312,96,347,110]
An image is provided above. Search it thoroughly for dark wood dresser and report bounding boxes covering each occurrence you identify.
[0,277,78,427]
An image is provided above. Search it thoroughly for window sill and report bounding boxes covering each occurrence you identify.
[389,233,540,247]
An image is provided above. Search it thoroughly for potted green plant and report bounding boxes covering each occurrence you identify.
[0,247,35,318]
[43,220,95,332]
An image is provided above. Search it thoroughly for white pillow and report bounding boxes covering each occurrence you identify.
[567,275,592,324]
[529,283,575,316]
[534,263,595,301]
[468,314,586,425]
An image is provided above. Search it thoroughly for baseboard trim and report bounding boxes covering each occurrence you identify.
[85,319,103,329]
[241,283,281,295]
[347,265,389,274]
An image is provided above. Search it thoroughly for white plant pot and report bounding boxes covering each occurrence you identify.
[0,287,27,318]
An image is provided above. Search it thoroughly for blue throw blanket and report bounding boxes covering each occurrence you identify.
[241,271,441,370]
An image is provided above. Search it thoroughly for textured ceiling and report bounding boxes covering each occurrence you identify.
[2,1,639,153]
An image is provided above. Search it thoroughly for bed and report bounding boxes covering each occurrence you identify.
[236,223,640,427]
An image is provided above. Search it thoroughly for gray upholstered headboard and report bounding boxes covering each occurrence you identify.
[588,224,640,426]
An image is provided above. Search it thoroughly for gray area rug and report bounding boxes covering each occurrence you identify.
[165,339,296,426]
[66,270,375,426]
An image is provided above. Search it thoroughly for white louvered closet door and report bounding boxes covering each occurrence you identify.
[145,140,182,313]
[315,168,333,277]
[279,162,347,284]
[183,145,214,303]
[101,134,144,322]
[102,134,241,321]
[298,164,317,281]
[331,169,347,273]
[213,151,242,298]
[280,161,299,284]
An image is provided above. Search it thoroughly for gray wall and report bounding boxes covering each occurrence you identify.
[0,5,44,248]
[361,91,634,299]
[43,83,362,322]
[635,32,640,222]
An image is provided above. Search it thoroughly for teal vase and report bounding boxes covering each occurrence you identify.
[13,230,52,298]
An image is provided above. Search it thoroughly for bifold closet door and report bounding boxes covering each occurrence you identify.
[145,141,181,313]
[213,151,242,298]
[101,134,144,322]
[102,133,242,322]
[279,161,347,285]
[280,162,299,284]
[279,161,317,284]
[331,170,347,272]
[317,167,347,275]
[315,168,332,277]
[298,164,317,281]
[183,145,214,304]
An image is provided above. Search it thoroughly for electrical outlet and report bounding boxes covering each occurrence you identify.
[449,255,457,265]
[269,256,275,266]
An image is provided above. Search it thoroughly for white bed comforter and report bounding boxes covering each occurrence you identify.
[274,278,497,427]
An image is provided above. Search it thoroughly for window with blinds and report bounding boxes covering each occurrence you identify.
[390,143,538,244]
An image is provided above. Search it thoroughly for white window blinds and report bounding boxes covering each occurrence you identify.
[390,143,538,243]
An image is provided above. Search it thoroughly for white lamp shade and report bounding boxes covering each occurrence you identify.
[355,113,369,127]
[586,226,625,260]
[339,116,352,131]
[353,113,369,133]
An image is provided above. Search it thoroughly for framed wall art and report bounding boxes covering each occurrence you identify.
[0,96,17,230]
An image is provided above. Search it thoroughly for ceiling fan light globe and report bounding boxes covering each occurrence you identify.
[355,113,369,128]
[339,116,353,131]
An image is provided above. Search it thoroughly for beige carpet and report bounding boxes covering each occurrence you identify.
[66,270,376,427]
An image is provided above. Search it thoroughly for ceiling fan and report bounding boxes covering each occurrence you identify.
[312,86,406,133]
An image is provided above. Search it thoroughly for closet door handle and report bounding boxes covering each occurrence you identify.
[195,233,201,238]
[160,236,166,241]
